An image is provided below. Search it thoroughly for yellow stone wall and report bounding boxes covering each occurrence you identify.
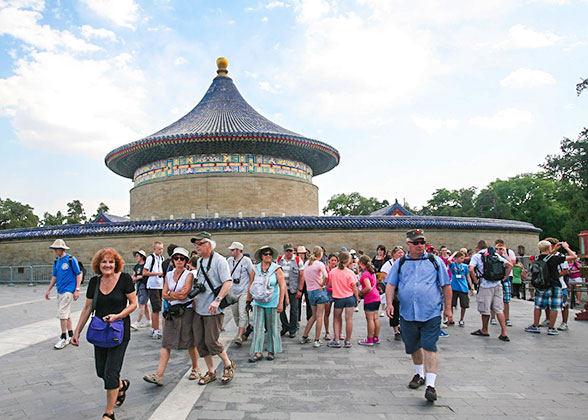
[129,174,319,220]
[0,229,540,266]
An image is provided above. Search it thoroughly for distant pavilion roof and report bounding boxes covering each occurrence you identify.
[91,211,130,224]
[105,58,340,179]
[371,199,415,216]
[0,215,541,241]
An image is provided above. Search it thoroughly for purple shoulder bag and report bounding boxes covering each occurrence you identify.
[86,276,124,348]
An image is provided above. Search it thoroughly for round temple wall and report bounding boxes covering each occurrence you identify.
[130,174,319,220]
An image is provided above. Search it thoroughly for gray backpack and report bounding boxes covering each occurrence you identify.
[250,265,278,303]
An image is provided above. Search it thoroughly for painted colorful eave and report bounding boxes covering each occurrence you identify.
[105,133,340,179]
[0,215,541,241]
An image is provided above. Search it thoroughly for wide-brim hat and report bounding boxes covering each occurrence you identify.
[296,245,307,254]
[228,241,244,250]
[171,247,190,260]
[49,239,70,250]
[255,245,278,261]
[133,250,147,258]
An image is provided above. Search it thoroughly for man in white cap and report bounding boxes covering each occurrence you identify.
[227,241,254,345]
[45,239,83,349]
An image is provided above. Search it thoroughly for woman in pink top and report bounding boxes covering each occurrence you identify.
[323,254,338,340]
[357,255,381,346]
[327,252,359,348]
[299,247,329,347]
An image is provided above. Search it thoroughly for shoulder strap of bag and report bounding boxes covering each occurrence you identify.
[198,252,218,296]
[230,257,243,276]
[91,276,101,315]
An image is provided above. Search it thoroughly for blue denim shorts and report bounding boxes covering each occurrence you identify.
[136,282,148,305]
[334,295,356,309]
[308,289,329,306]
[400,316,441,354]
[326,290,334,303]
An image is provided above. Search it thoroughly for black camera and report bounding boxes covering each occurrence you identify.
[188,283,206,299]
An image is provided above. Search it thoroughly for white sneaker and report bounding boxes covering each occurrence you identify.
[490,318,497,325]
[130,323,139,331]
[379,312,385,317]
[540,319,550,327]
[313,340,321,348]
[557,322,568,331]
[458,320,464,327]
[139,321,150,328]
[506,319,512,327]
[54,337,69,349]
[152,331,162,339]
[354,307,359,312]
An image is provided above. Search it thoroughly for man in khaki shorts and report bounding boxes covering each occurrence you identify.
[45,239,83,349]
[469,240,513,341]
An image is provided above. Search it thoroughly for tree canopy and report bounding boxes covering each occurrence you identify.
[322,193,389,216]
[0,198,39,229]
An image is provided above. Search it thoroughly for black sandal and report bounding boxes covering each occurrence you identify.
[103,413,115,420]
[115,379,130,407]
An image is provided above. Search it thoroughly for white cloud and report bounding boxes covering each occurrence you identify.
[261,16,268,22]
[411,115,458,134]
[80,24,116,41]
[266,1,287,8]
[294,0,330,23]
[469,108,535,130]
[0,51,147,155]
[258,81,280,93]
[501,24,563,49]
[174,56,187,66]
[80,0,140,29]
[0,6,100,52]
[500,68,556,88]
[1,0,44,10]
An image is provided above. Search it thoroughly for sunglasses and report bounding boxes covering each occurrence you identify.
[173,256,187,261]
[410,240,426,246]
[194,241,207,246]
[261,252,273,256]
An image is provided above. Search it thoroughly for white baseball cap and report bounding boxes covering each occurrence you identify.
[228,241,244,251]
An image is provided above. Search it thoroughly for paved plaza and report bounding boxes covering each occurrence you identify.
[1,284,588,420]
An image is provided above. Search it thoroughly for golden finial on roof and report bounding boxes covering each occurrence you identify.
[216,57,228,76]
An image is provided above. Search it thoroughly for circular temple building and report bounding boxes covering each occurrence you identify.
[105,58,339,220]
[0,58,541,267]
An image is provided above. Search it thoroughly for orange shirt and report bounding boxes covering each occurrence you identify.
[328,267,356,299]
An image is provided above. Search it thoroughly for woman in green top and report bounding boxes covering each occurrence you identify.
[511,260,527,299]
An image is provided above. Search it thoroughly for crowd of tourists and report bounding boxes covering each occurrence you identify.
[44,230,585,418]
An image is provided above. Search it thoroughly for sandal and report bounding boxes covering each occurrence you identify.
[266,353,275,361]
[188,368,202,381]
[470,329,490,337]
[143,373,163,386]
[198,371,217,385]
[103,413,115,420]
[115,379,130,406]
[221,360,236,384]
[234,336,243,346]
[248,353,263,363]
[324,333,331,340]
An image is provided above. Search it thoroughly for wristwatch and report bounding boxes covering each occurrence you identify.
[75,288,80,291]
[215,296,222,302]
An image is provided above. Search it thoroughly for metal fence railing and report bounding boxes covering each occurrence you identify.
[0,264,137,286]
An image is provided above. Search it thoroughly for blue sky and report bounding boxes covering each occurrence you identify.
[0,0,587,220]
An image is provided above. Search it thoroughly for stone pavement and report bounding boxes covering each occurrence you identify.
[2,285,588,420]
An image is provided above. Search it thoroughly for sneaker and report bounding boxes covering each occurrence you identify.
[344,341,352,348]
[313,340,321,348]
[458,320,464,327]
[139,321,150,328]
[358,339,374,346]
[327,340,341,348]
[354,307,359,312]
[439,330,449,337]
[379,312,385,317]
[490,318,497,325]
[373,336,380,344]
[408,374,425,389]
[524,324,541,334]
[299,336,311,344]
[547,328,559,336]
[540,319,550,327]
[54,337,69,349]
[425,386,437,402]
[152,332,162,340]
[557,322,568,331]
[394,332,402,341]
[130,323,139,331]
[506,319,512,327]
[289,332,297,338]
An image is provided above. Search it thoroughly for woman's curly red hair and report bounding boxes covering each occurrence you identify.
[91,248,125,274]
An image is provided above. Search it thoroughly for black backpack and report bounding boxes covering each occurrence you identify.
[397,254,440,290]
[530,255,553,290]
[481,249,506,281]
[53,255,86,284]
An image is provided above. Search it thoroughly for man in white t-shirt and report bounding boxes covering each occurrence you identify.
[491,240,517,326]
[143,241,165,339]
[227,241,254,345]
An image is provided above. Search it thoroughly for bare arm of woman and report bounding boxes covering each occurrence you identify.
[276,268,286,313]
[71,297,93,346]
[168,273,193,301]
[318,266,328,288]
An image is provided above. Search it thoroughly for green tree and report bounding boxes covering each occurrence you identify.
[90,202,110,221]
[322,193,389,216]
[42,211,66,226]
[577,77,588,96]
[66,200,86,224]
[0,198,39,229]
[421,187,477,217]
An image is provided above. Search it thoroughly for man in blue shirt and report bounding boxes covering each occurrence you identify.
[385,229,452,403]
[45,239,83,349]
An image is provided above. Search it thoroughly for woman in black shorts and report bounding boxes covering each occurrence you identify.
[71,248,137,420]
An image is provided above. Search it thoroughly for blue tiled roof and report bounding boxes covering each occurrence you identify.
[371,199,415,216]
[105,75,340,179]
[0,215,541,241]
[91,212,130,224]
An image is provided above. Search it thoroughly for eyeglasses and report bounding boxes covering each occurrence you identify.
[194,241,207,246]
[285,249,293,252]
[173,256,186,261]
[261,252,273,256]
[410,240,426,246]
